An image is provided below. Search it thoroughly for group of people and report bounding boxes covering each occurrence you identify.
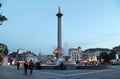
[17,60,34,76]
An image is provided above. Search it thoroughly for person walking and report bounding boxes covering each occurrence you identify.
[29,60,34,75]
[24,60,28,76]
[60,62,64,70]
[17,61,20,70]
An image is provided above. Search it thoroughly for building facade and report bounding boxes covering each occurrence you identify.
[69,47,82,62]
[84,48,111,62]
[16,49,38,63]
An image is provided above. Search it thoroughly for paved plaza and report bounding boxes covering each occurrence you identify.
[0,65,120,79]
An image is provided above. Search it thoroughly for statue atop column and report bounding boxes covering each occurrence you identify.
[53,7,63,59]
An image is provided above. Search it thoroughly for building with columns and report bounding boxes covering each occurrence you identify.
[69,47,82,62]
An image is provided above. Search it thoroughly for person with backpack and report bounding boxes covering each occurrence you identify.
[29,60,34,75]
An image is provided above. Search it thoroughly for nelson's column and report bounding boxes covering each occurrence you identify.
[53,7,63,59]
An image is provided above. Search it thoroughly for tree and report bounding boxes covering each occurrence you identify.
[99,52,110,63]
[0,2,7,25]
[109,50,117,60]
[0,43,9,56]
[0,55,3,62]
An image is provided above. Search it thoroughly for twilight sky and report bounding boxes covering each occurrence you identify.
[0,0,120,55]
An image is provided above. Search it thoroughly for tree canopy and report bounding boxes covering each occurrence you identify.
[109,50,117,60]
[0,2,7,25]
[99,52,110,63]
[0,43,9,56]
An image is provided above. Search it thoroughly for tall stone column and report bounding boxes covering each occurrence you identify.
[53,7,63,59]
[56,7,63,49]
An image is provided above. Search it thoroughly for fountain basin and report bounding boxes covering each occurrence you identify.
[37,64,111,70]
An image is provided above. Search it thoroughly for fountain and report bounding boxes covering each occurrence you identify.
[40,7,111,70]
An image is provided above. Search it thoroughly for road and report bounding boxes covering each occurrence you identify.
[0,65,120,79]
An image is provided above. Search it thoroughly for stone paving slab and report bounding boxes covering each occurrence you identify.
[0,65,120,79]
